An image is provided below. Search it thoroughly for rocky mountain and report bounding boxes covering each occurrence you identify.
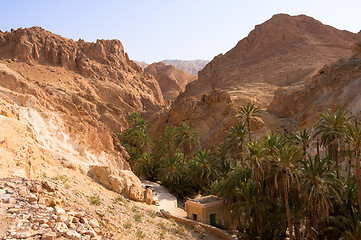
[0,27,166,201]
[161,59,208,75]
[188,14,359,106]
[144,62,197,100]
[152,14,361,147]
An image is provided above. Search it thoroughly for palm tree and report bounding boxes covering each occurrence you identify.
[158,152,190,197]
[189,149,220,190]
[136,152,158,181]
[288,128,313,155]
[224,121,248,166]
[269,144,302,240]
[119,114,154,169]
[263,133,286,151]
[215,143,232,176]
[246,140,270,183]
[228,180,270,237]
[216,166,271,238]
[346,119,361,210]
[314,107,349,178]
[175,123,200,159]
[157,126,178,159]
[128,112,149,132]
[323,207,361,240]
[300,155,342,229]
[237,102,260,138]
[216,166,252,204]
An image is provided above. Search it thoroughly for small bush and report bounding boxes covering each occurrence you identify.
[146,210,156,218]
[131,205,139,213]
[124,220,132,229]
[89,194,102,206]
[113,195,126,205]
[136,229,145,239]
[53,175,69,183]
[72,189,81,197]
[133,213,142,222]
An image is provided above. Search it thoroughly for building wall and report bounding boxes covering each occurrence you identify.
[160,209,237,240]
[203,204,230,227]
[185,200,231,227]
[185,201,205,222]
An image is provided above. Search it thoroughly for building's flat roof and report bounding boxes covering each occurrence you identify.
[190,195,221,204]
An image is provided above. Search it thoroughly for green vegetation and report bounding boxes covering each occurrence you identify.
[118,105,361,239]
[89,194,102,206]
[124,220,132,229]
[53,174,69,183]
[133,213,142,222]
[136,229,146,239]
[113,194,127,205]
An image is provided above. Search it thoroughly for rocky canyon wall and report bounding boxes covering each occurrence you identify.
[0,27,165,201]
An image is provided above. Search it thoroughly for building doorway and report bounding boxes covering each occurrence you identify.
[210,213,216,226]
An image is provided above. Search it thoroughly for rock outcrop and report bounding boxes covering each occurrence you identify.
[151,90,239,149]
[0,27,165,202]
[145,62,196,99]
[88,166,153,203]
[269,41,361,127]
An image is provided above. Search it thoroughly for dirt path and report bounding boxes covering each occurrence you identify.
[141,180,187,217]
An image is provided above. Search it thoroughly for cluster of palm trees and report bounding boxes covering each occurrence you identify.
[119,112,213,197]
[217,106,361,239]
[119,105,361,239]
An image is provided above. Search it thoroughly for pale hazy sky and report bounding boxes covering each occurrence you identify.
[1,1,360,63]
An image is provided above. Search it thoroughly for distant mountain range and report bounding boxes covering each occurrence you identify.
[135,60,209,75]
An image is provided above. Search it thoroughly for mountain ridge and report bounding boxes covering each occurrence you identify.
[152,14,361,148]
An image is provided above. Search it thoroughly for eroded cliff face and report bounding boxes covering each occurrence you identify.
[0,27,165,113]
[269,41,361,127]
[155,14,361,146]
[0,27,166,201]
[151,90,236,149]
[145,62,196,100]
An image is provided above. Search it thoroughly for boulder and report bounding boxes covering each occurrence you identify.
[144,188,154,205]
[88,165,126,194]
[88,166,149,203]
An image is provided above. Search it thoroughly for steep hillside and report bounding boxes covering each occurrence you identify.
[152,14,361,147]
[0,176,206,240]
[161,60,208,75]
[145,62,196,99]
[187,14,359,107]
[269,41,361,127]
[0,27,166,202]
